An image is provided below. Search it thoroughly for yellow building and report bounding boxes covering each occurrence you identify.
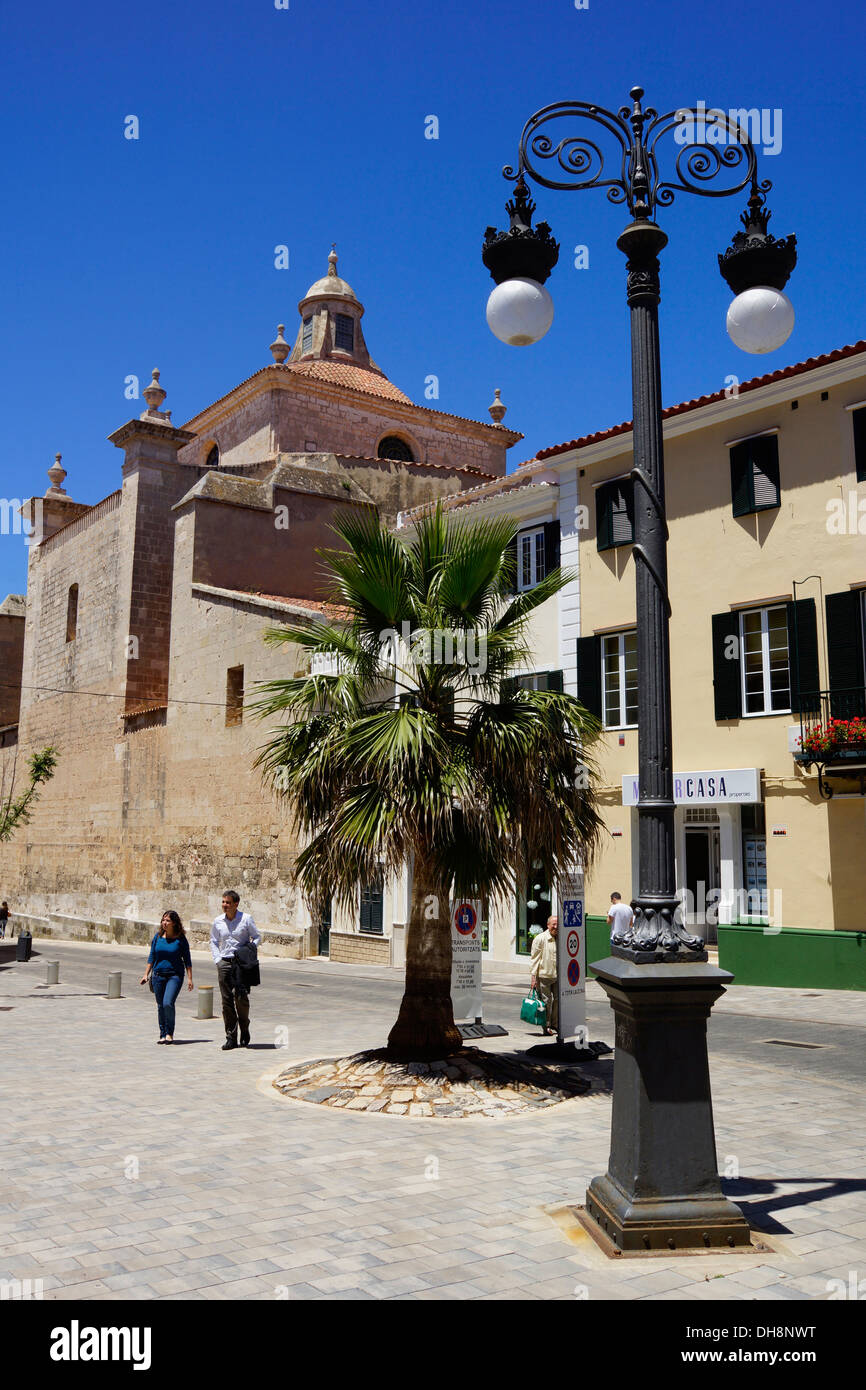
[420,339,866,988]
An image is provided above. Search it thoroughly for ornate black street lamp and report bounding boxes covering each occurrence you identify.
[484,88,796,1253]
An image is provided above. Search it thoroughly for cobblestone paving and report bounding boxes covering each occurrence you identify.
[1,940,865,1302]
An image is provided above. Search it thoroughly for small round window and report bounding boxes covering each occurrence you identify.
[377,436,414,462]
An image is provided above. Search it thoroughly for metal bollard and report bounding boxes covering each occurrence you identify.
[46,961,59,985]
[196,985,214,1020]
[107,971,122,999]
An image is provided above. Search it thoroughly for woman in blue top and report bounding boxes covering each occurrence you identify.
[140,911,193,1044]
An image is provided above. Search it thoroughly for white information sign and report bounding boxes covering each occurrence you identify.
[623,767,761,806]
[556,870,587,1046]
[450,900,483,1023]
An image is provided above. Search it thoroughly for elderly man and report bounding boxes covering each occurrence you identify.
[529,915,558,1037]
[210,890,261,1051]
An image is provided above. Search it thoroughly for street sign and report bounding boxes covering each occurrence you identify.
[450,900,483,1022]
[556,869,587,1046]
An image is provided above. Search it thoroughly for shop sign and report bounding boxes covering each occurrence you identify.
[623,767,761,806]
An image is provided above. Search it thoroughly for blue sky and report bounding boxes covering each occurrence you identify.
[0,0,862,597]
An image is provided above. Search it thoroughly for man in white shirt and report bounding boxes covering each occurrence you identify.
[210,890,261,1050]
[607,892,634,945]
[529,915,558,1037]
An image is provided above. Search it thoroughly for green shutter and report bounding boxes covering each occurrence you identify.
[730,436,780,516]
[575,636,602,719]
[786,598,820,715]
[597,481,633,551]
[711,612,742,720]
[826,590,866,718]
[544,520,561,574]
[730,442,752,516]
[853,408,866,483]
[503,536,518,593]
[547,669,564,693]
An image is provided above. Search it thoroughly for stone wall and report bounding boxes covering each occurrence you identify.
[329,930,392,966]
[0,599,25,727]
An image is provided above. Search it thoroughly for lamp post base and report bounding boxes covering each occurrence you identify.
[585,956,752,1254]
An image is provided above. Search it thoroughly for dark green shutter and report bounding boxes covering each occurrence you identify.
[786,599,820,715]
[826,590,866,718]
[544,520,561,574]
[853,408,866,483]
[730,435,780,516]
[547,669,564,693]
[360,876,383,934]
[711,612,742,719]
[596,481,633,551]
[575,636,602,719]
[596,486,611,551]
[503,536,518,592]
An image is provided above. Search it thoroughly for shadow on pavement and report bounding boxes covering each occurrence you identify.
[723,1176,866,1233]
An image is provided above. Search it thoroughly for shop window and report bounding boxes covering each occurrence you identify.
[730,434,780,516]
[66,584,78,642]
[225,666,244,726]
[596,478,634,551]
[515,862,551,956]
[602,630,638,728]
[740,805,768,921]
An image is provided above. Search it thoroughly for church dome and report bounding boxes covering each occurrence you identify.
[299,248,359,305]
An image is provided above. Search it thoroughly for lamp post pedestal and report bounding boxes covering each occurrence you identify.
[585,956,752,1252]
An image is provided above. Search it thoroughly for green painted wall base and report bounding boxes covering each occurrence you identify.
[718,922,866,991]
[586,916,609,977]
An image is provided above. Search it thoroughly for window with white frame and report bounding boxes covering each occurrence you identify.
[517,527,546,591]
[739,605,791,715]
[602,630,638,728]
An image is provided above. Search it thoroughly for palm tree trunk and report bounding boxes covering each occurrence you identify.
[386,855,462,1060]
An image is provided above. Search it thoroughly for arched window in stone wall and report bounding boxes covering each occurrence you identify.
[377,435,415,463]
[66,584,78,643]
[205,444,220,469]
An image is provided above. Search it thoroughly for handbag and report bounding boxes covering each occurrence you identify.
[520,988,547,1027]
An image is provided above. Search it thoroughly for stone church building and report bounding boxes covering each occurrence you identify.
[0,252,521,960]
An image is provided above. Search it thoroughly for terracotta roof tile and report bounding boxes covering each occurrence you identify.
[235,590,350,620]
[530,339,866,463]
[284,359,411,403]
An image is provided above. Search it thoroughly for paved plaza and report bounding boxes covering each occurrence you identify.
[2,937,865,1302]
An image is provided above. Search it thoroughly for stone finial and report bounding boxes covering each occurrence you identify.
[46,452,67,495]
[269,324,290,364]
[488,387,507,423]
[328,244,338,277]
[140,368,172,422]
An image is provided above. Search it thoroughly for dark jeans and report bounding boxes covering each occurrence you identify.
[218,962,250,1041]
[153,972,183,1037]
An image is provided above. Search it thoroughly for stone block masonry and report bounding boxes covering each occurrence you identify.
[329,930,392,967]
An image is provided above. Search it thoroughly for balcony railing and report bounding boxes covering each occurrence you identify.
[794,687,866,797]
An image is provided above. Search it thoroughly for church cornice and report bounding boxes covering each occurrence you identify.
[180,364,523,445]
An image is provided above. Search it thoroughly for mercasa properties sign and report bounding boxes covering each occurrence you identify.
[623,767,761,806]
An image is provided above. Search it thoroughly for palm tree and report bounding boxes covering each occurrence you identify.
[253,505,603,1060]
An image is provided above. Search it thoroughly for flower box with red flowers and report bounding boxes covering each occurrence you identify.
[796,716,866,763]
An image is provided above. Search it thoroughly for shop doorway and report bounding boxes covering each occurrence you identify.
[684,823,721,941]
[515,862,552,956]
[318,901,332,957]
